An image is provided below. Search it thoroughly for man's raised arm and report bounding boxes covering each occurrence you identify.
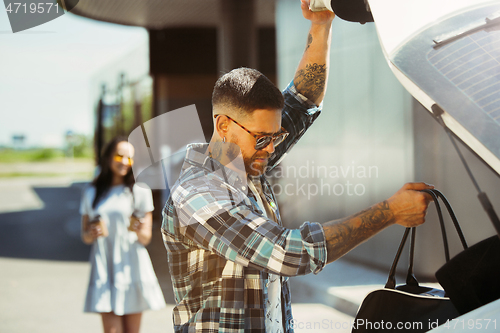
[293,0,335,105]
[291,2,434,265]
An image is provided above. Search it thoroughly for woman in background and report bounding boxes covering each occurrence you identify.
[80,136,166,333]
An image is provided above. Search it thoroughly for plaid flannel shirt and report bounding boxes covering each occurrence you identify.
[162,82,328,333]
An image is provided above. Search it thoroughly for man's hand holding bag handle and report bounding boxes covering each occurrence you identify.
[352,189,467,333]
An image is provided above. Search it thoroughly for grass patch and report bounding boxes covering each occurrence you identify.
[0,148,64,163]
[0,148,94,163]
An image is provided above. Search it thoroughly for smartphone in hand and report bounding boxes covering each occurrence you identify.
[89,215,108,237]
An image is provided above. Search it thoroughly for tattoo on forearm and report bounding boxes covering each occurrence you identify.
[294,63,327,102]
[359,201,393,229]
[305,33,313,51]
[324,201,395,262]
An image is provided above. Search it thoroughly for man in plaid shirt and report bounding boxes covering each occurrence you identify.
[162,1,433,332]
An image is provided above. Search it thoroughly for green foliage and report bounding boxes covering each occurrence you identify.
[33,148,63,161]
[0,148,63,163]
[122,99,134,134]
[0,133,94,163]
[71,134,93,158]
[142,94,152,121]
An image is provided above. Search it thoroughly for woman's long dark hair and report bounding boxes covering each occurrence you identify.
[92,136,135,209]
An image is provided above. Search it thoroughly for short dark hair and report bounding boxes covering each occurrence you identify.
[212,68,284,115]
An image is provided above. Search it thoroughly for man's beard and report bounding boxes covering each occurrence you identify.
[228,134,270,176]
[244,151,270,176]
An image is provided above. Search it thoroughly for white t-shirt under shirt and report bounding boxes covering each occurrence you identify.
[247,179,284,333]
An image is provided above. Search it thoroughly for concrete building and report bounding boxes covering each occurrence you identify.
[73,0,500,278]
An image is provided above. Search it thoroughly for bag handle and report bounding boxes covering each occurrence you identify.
[428,189,451,262]
[385,189,467,289]
[430,189,468,250]
[385,227,412,289]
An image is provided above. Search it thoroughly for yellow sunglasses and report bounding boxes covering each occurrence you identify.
[113,154,134,165]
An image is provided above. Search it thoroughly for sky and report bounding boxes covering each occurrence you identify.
[0,7,148,148]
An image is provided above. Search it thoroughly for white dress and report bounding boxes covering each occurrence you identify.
[79,183,166,315]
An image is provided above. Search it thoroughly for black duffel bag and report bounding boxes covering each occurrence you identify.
[436,235,500,315]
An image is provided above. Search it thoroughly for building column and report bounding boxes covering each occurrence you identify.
[218,0,257,72]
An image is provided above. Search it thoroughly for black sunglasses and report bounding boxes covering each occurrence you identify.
[214,114,289,150]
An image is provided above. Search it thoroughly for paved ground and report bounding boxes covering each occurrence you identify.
[0,163,358,332]
[0,256,357,333]
[0,257,174,333]
[0,160,94,175]
[5,161,459,333]
[1,254,359,333]
[0,160,93,214]
[7,161,457,332]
